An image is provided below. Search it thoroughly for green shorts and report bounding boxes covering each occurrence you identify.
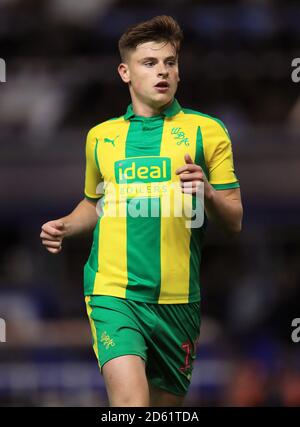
[85,295,201,396]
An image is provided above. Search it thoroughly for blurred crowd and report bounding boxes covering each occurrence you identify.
[0,0,300,406]
[1,0,300,142]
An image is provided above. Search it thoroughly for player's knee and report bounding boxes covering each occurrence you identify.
[107,381,150,406]
[149,383,185,407]
[103,355,149,406]
[111,393,149,407]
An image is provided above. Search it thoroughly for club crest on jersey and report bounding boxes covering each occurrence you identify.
[100,331,115,349]
[171,127,189,146]
[115,157,171,183]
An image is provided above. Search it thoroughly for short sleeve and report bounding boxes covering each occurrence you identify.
[84,130,103,200]
[204,120,240,190]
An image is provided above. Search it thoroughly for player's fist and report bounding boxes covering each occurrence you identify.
[40,220,66,254]
[176,153,206,194]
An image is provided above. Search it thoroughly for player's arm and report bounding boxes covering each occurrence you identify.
[176,154,242,233]
[40,198,99,254]
[202,185,242,233]
[176,120,243,234]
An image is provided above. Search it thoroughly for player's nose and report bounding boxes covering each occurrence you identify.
[157,63,169,77]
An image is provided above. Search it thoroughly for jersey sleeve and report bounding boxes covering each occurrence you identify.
[204,120,240,190]
[84,129,103,201]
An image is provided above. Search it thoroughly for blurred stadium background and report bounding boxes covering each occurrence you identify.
[0,0,300,407]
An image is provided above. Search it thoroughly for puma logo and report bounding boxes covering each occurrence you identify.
[104,135,119,147]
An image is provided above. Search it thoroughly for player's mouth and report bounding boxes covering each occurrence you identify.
[154,81,170,92]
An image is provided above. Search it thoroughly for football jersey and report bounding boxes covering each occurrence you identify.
[84,98,239,303]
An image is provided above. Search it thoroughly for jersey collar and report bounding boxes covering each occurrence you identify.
[124,98,182,120]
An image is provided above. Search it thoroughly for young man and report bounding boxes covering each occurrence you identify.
[40,16,243,407]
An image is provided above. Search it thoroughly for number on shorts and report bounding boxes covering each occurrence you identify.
[179,341,192,372]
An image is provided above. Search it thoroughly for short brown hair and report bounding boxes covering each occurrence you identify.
[118,15,183,62]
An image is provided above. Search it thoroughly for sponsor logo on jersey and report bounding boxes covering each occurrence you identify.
[115,157,171,184]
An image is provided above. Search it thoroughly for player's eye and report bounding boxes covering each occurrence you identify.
[144,62,155,67]
[166,61,176,66]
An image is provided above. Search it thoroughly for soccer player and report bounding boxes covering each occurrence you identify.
[40,16,243,407]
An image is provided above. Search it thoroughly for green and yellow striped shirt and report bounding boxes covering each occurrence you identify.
[84,98,239,303]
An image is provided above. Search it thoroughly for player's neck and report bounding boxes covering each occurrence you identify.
[131,97,173,117]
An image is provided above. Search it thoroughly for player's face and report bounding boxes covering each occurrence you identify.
[120,41,180,109]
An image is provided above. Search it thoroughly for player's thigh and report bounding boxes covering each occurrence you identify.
[148,382,185,407]
[146,302,201,397]
[86,295,148,367]
[103,355,149,407]
[86,296,150,406]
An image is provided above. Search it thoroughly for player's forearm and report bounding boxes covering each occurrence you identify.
[204,184,243,234]
[60,198,99,238]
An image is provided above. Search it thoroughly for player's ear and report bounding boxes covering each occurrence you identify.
[118,63,130,84]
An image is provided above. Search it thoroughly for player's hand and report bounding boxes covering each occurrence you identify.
[175,153,207,194]
[40,220,66,254]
